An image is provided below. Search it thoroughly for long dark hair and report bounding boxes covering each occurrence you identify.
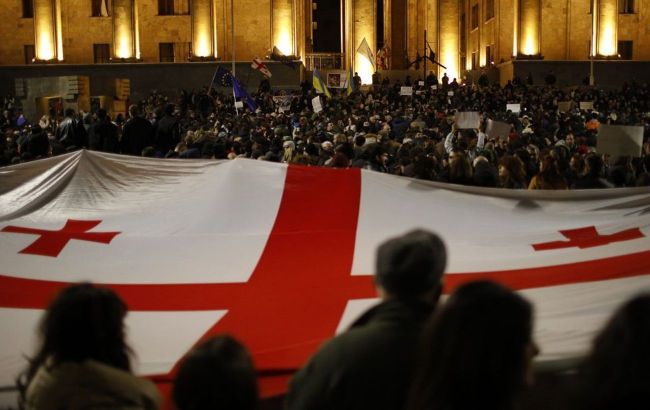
[17,283,132,399]
[408,280,534,410]
[576,294,650,410]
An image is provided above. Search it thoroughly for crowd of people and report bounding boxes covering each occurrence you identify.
[15,230,650,410]
[2,76,650,189]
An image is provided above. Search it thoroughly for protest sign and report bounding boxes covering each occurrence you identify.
[506,103,521,114]
[485,119,512,140]
[312,96,323,113]
[596,125,644,160]
[455,112,481,129]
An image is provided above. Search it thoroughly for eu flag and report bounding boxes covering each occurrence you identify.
[232,76,257,112]
[211,66,233,87]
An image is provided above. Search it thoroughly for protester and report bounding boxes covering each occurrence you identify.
[574,294,650,410]
[1,79,648,191]
[408,280,538,410]
[286,229,447,410]
[17,283,161,410]
[173,335,259,410]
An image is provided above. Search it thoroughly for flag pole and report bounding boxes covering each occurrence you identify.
[231,0,238,115]
[231,0,235,77]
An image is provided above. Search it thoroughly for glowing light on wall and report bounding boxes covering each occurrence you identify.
[34,0,59,61]
[518,0,540,56]
[355,53,373,84]
[441,47,459,81]
[113,0,137,59]
[192,0,215,57]
[596,0,618,56]
[439,0,459,80]
[273,0,294,56]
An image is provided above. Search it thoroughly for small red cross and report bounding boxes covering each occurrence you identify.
[532,226,644,251]
[1,219,120,257]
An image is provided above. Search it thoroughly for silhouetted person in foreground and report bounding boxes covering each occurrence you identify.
[286,229,447,410]
[173,335,259,410]
[18,283,161,410]
[408,280,538,410]
[574,293,650,410]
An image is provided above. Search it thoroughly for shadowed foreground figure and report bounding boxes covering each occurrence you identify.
[17,283,161,410]
[574,293,650,410]
[286,229,447,410]
[173,335,259,410]
[407,280,538,410]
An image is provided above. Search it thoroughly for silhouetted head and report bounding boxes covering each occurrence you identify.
[409,281,537,410]
[173,335,259,410]
[375,229,447,299]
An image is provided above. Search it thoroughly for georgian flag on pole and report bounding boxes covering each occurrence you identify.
[1,151,650,405]
[251,57,272,78]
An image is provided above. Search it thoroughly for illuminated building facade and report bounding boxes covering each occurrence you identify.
[1,0,649,84]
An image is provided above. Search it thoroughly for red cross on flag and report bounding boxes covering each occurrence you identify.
[1,150,650,406]
[251,57,272,78]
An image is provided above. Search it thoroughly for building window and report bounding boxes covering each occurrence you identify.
[24,45,35,64]
[471,4,479,30]
[471,52,478,70]
[619,0,634,13]
[160,43,175,62]
[618,40,633,59]
[22,0,33,18]
[158,0,174,15]
[485,0,494,21]
[485,45,493,65]
[92,0,111,17]
[93,44,111,63]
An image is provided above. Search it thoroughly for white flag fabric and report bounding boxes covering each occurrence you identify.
[1,151,650,402]
[356,38,375,70]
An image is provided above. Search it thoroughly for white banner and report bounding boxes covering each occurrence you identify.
[400,86,413,96]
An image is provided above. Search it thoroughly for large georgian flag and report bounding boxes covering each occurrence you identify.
[1,150,650,403]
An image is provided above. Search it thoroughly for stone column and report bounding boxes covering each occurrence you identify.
[438,0,459,79]
[517,0,541,56]
[191,0,216,58]
[33,0,63,61]
[595,0,617,56]
[113,0,140,59]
